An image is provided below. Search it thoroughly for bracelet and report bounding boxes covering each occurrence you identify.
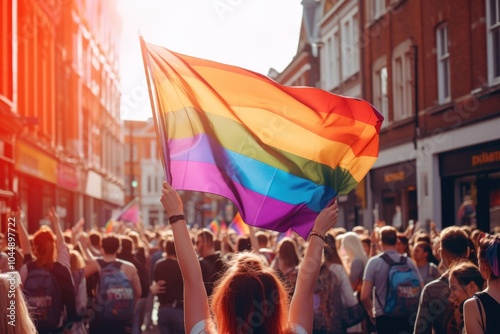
[169,215,185,224]
[309,230,326,242]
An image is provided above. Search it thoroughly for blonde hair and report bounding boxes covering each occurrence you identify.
[0,272,37,334]
[341,232,369,268]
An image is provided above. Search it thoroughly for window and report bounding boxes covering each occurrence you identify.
[0,0,13,102]
[392,41,413,121]
[487,0,500,83]
[341,11,360,80]
[436,24,450,103]
[370,0,386,20]
[373,60,389,127]
[321,29,340,90]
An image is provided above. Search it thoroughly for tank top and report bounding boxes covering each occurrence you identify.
[474,291,500,334]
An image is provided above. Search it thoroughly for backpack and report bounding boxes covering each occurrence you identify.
[378,253,422,316]
[95,260,135,321]
[24,262,64,331]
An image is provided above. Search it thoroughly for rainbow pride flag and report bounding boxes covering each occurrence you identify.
[142,41,383,239]
[228,212,250,236]
[207,218,221,235]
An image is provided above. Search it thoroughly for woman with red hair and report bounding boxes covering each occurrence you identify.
[161,182,339,334]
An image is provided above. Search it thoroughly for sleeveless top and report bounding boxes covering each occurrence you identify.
[474,291,500,334]
[190,320,308,334]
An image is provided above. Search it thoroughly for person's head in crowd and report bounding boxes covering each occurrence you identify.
[341,232,369,265]
[359,235,371,256]
[461,226,472,237]
[196,229,215,258]
[414,232,431,245]
[324,234,343,265]
[69,249,85,272]
[277,238,300,269]
[352,226,368,235]
[396,233,410,255]
[491,226,500,235]
[33,226,57,270]
[118,236,135,259]
[413,241,434,264]
[477,233,500,281]
[89,230,102,248]
[379,226,398,248]
[165,239,176,257]
[211,252,289,333]
[330,227,347,238]
[0,272,37,333]
[237,236,252,252]
[101,235,121,255]
[439,226,469,269]
[448,261,484,306]
[255,231,269,248]
[127,231,141,251]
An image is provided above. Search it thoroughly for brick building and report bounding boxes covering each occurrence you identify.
[276,0,500,232]
[0,0,124,233]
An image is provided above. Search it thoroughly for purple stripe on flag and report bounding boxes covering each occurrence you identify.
[170,160,318,239]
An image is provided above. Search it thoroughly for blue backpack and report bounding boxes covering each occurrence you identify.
[24,262,64,331]
[95,260,135,321]
[378,254,422,316]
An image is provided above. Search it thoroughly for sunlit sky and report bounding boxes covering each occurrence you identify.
[118,0,303,120]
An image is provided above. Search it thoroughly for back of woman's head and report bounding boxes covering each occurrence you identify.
[0,272,37,333]
[211,252,290,334]
[449,261,484,290]
[478,233,500,279]
[277,238,300,268]
[33,227,56,270]
[341,232,368,265]
[324,233,342,265]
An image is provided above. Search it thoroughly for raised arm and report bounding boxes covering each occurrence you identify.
[160,182,209,332]
[289,200,338,333]
[48,207,70,268]
[15,210,31,257]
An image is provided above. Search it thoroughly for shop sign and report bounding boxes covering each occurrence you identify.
[57,164,79,190]
[371,161,416,191]
[440,140,500,177]
[15,142,57,184]
[85,171,102,199]
[102,180,124,206]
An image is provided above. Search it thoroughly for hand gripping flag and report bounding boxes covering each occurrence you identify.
[141,40,383,239]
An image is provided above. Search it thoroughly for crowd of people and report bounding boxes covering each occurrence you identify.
[0,183,499,334]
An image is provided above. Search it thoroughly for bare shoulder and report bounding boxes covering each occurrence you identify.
[117,259,138,275]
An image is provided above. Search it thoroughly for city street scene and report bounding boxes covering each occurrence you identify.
[1,0,500,333]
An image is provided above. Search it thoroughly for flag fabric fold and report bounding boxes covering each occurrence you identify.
[142,41,383,239]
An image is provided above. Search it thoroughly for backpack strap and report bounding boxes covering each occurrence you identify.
[473,295,486,333]
[380,253,395,265]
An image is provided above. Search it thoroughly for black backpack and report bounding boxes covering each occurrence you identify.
[24,262,64,331]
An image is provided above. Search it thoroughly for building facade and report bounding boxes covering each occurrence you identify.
[363,0,500,232]
[1,0,124,233]
[275,0,500,232]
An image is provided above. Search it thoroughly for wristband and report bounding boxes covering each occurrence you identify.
[169,215,185,224]
[309,230,326,243]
